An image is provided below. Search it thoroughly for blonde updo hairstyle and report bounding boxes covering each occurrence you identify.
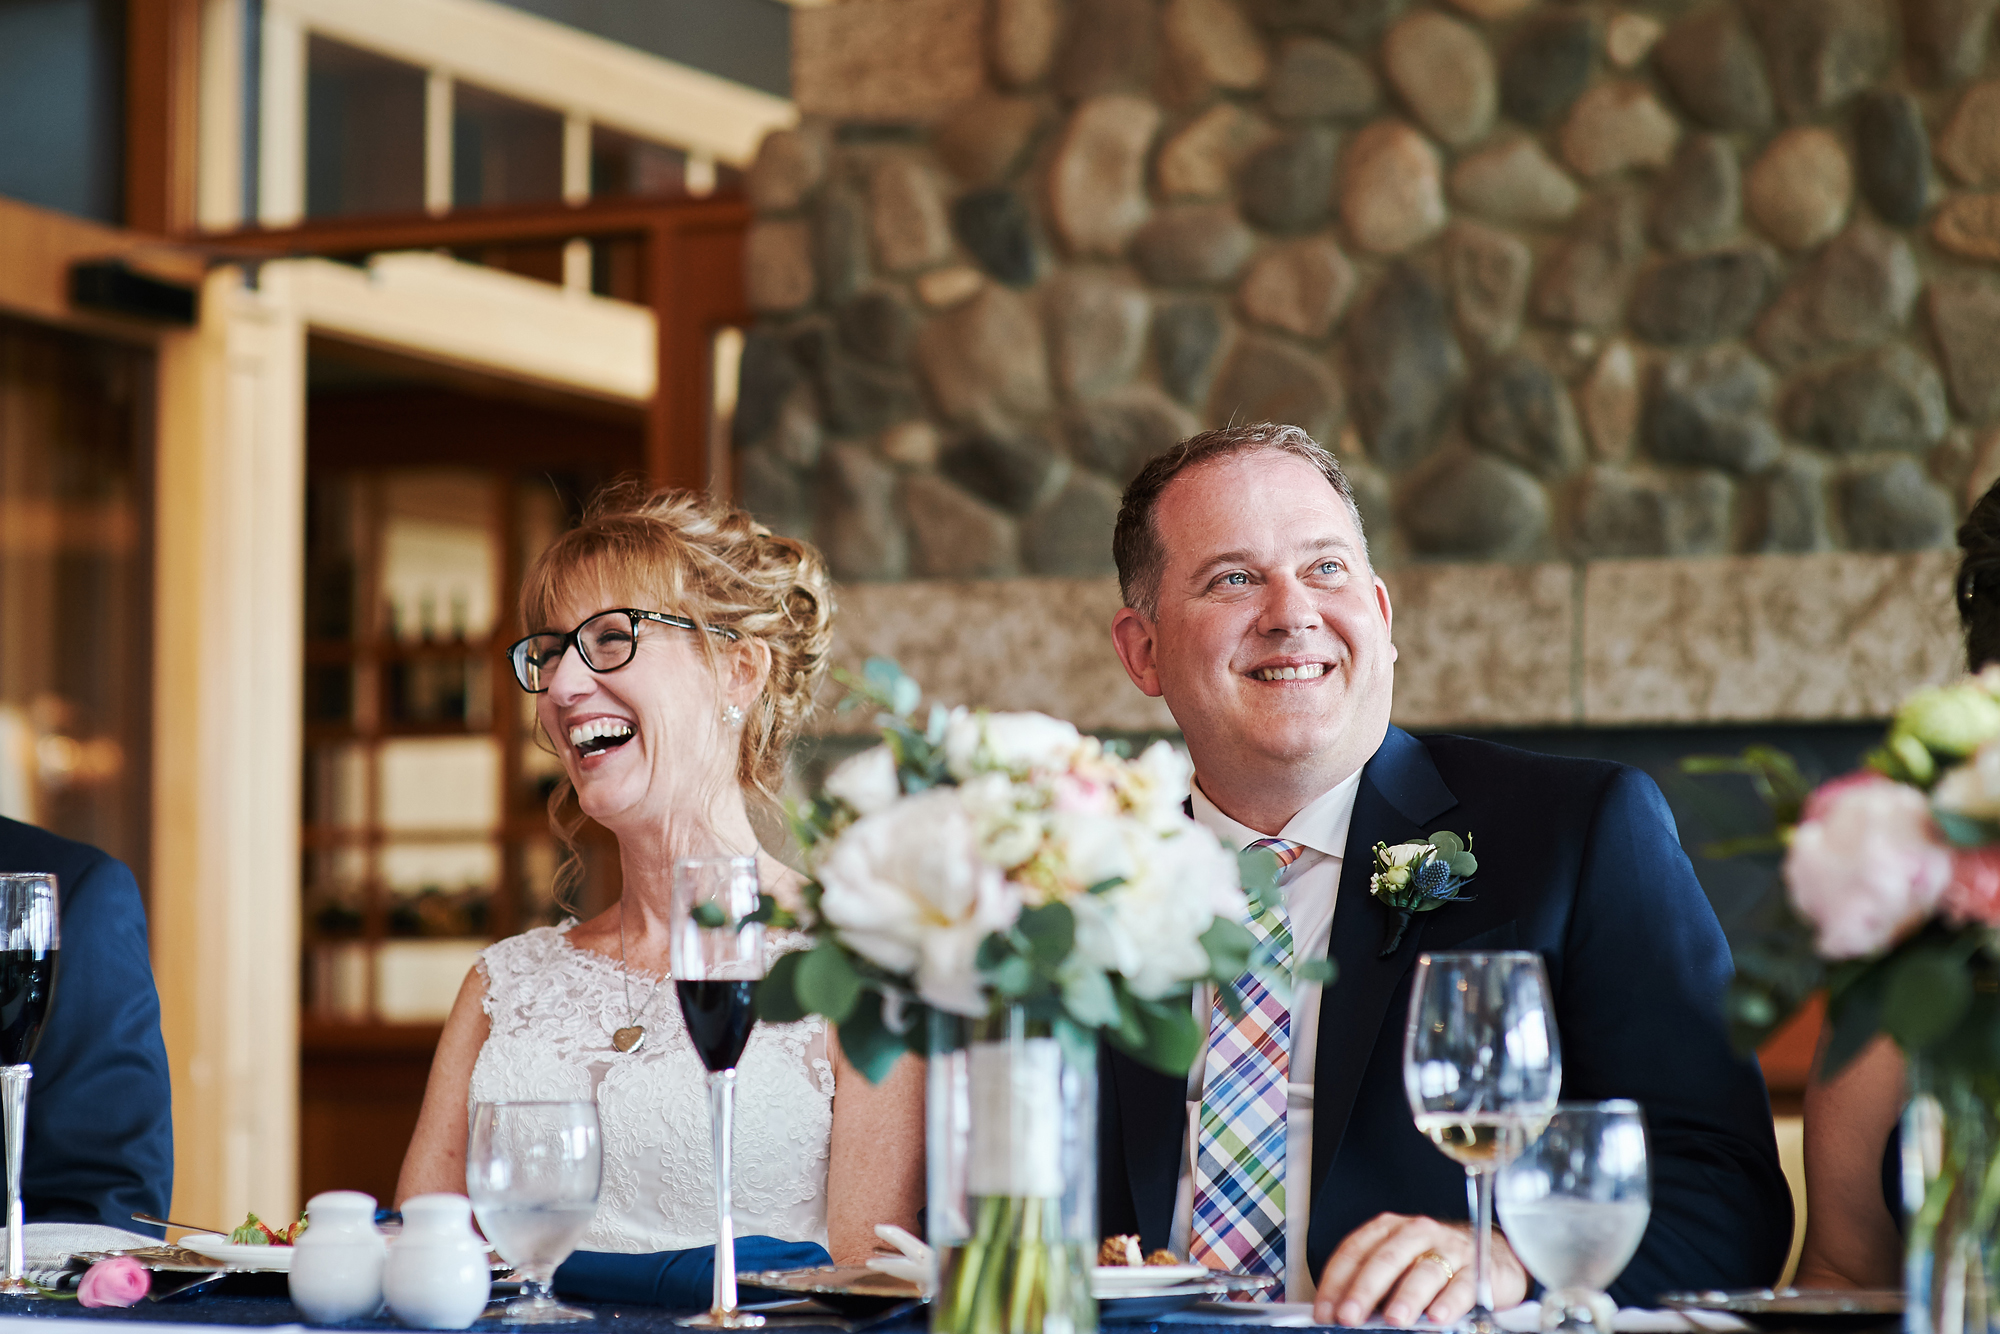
[520,483,835,865]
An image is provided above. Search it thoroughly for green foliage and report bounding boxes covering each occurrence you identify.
[1883,945,1974,1051]
[691,901,727,929]
[796,939,863,1024]
[1238,845,1284,918]
[1426,831,1479,878]
[1679,746,1813,836]
[755,950,809,1025]
[836,989,914,1084]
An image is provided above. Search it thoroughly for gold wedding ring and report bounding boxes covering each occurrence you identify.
[1415,1250,1457,1283]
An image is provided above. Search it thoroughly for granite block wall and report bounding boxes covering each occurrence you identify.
[737,0,2000,588]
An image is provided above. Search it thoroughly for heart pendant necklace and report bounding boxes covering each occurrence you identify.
[611,904,666,1055]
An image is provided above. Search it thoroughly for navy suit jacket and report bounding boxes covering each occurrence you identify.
[1098,726,1793,1306]
[0,818,172,1234]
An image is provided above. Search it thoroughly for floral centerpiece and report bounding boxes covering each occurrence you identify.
[757,661,1310,1334]
[1700,669,2000,1334]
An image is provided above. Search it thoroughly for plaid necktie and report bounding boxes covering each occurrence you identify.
[1191,837,1302,1291]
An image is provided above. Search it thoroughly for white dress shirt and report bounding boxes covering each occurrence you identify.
[1169,769,1365,1302]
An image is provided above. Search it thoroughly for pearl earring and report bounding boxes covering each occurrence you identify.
[723,704,746,728]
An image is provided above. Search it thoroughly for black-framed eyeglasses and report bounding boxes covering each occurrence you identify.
[506,608,739,693]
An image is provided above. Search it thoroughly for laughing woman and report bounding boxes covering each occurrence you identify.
[395,485,924,1263]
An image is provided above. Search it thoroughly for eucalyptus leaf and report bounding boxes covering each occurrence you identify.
[1883,949,1973,1051]
[796,941,863,1024]
[1017,902,1076,964]
[692,901,728,929]
[838,992,910,1085]
[1820,965,1888,1078]
[993,956,1036,997]
[1086,877,1127,895]
[1427,831,1464,857]
[1296,957,1337,985]
[1054,1015,1098,1070]
[1200,917,1254,978]
[1933,808,2000,849]
[1060,966,1121,1029]
[755,949,809,1025]
[1238,845,1284,918]
[1447,853,1478,877]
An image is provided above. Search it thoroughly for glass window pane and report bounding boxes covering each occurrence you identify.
[381,471,499,644]
[306,37,424,218]
[385,655,491,727]
[453,83,563,208]
[305,743,369,828]
[590,125,689,199]
[377,738,500,830]
[303,846,366,935]
[375,939,489,1022]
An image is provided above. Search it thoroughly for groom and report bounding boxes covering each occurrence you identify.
[1098,424,1791,1324]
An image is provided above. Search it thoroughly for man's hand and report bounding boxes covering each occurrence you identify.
[1312,1213,1530,1327]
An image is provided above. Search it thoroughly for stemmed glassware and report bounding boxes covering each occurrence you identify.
[0,874,58,1296]
[1497,1101,1652,1333]
[1404,951,1562,1334]
[466,1100,603,1324]
[670,855,766,1330]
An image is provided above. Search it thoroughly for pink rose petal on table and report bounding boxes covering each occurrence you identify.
[1785,774,1953,958]
[77,1255,150,1308]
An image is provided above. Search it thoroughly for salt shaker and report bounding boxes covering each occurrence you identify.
[288,1190,388,1323]
[383,1193,492,1329]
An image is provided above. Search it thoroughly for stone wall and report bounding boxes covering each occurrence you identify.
[739,0,2000,587]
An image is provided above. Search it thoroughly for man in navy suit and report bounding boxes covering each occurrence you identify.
[0,817,172,1234]
[1100,425,1790,1324]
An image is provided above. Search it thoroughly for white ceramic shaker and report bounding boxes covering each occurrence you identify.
[288,1189,388,1323]
[383,1193,493,1329]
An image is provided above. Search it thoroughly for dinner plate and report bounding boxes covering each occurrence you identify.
[176,1233,295,1271]
[745,1264,927,1317]
[1091,1264,1213,1293]
[1660,1288,1903,1331]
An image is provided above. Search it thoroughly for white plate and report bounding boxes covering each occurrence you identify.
[178,1233,295,1271]
[1092,1264,1212,1293]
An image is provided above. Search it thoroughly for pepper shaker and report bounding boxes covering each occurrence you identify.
[288,1190,388,1322]
[383,1193,493,1328]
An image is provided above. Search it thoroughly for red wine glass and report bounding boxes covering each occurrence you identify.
[670,856,765,1330]
[0,873,58,1296]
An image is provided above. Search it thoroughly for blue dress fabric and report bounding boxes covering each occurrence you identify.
[554,1237,832,1308]
[0,817,172,1236]
[1097,726,1796,1307]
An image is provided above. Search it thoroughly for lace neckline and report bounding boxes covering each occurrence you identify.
[551,916,672,985]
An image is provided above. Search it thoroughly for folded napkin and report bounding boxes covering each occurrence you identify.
[553,1236,832,1308]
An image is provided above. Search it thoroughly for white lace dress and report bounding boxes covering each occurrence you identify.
[469,923,836,1254]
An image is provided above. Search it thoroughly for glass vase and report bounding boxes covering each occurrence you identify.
[1903,1058,2000,1334]
[928,1007,1097,1334]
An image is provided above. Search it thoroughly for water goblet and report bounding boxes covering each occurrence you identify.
[1497,1101,1651,1334]
[466,1099,603,1324]
[1404,951,1563,1334]
[670,855,766,1330]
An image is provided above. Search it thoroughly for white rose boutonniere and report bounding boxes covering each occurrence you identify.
[1369,831,1477,956]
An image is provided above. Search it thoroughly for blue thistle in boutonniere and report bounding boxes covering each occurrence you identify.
[1369,832,1477,957]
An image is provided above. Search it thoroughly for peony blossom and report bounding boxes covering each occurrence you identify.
[1074,824,1245,998]
[77,1256,150,1308]
[1944,847,2000,926]
[942,709,1083,781]
[816,789,1022,1015]
[1785,774,1953,958]
[825,745,901,817]
[1120,741,1195,831]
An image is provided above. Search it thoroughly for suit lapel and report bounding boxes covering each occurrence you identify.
[1308,726,1459,1197]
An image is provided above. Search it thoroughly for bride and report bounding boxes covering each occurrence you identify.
[396,486,923,1261]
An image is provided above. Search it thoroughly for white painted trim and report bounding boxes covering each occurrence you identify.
[267,0,796,166]
[257,8,306,226]
[425,71,454,216]
[195,0,245,230]
[285,253,656,402]
[562,112,591,206]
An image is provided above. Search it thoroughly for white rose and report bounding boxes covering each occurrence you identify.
[943,709,1083,780]
[1045,811,1138,892]
[816,788,1022,1014]
[1124,741,1194,829]
[1081,824,1245,998]
[1380,842,1431,868]
[824,745,901,816]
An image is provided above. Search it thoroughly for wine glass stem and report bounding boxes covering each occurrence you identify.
[709,1069,738,1318]
[1,1066,29,1292]
[1467,1165,1496,1321]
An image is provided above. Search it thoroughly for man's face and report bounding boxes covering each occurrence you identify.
[1112,449,1396,788]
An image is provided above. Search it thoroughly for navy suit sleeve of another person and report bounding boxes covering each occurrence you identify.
[1098,728,1792,1308]
[0,817,173,1233]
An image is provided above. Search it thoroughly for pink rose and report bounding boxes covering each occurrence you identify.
[77,1255,150,1308]
[1785,773,1953,958]
[1051,772,1113,816]
[1944,848,2000,926]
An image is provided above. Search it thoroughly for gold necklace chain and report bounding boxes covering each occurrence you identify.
[611,903,667,1054]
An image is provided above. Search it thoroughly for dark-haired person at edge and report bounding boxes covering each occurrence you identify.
[1791,480,2000,1288]
[0,817,172,1233]
[1095,423,1793,1324]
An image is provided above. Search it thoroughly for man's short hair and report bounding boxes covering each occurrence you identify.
[1111,423,1368,618]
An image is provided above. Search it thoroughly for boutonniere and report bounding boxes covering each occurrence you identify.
[1369,832,1477,957]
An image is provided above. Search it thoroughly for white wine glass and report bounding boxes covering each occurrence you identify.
[670,855,766,1330]
[467,1099,603,1324]
[1404,951,1563,1334]
[1498,1102,1651,1334]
